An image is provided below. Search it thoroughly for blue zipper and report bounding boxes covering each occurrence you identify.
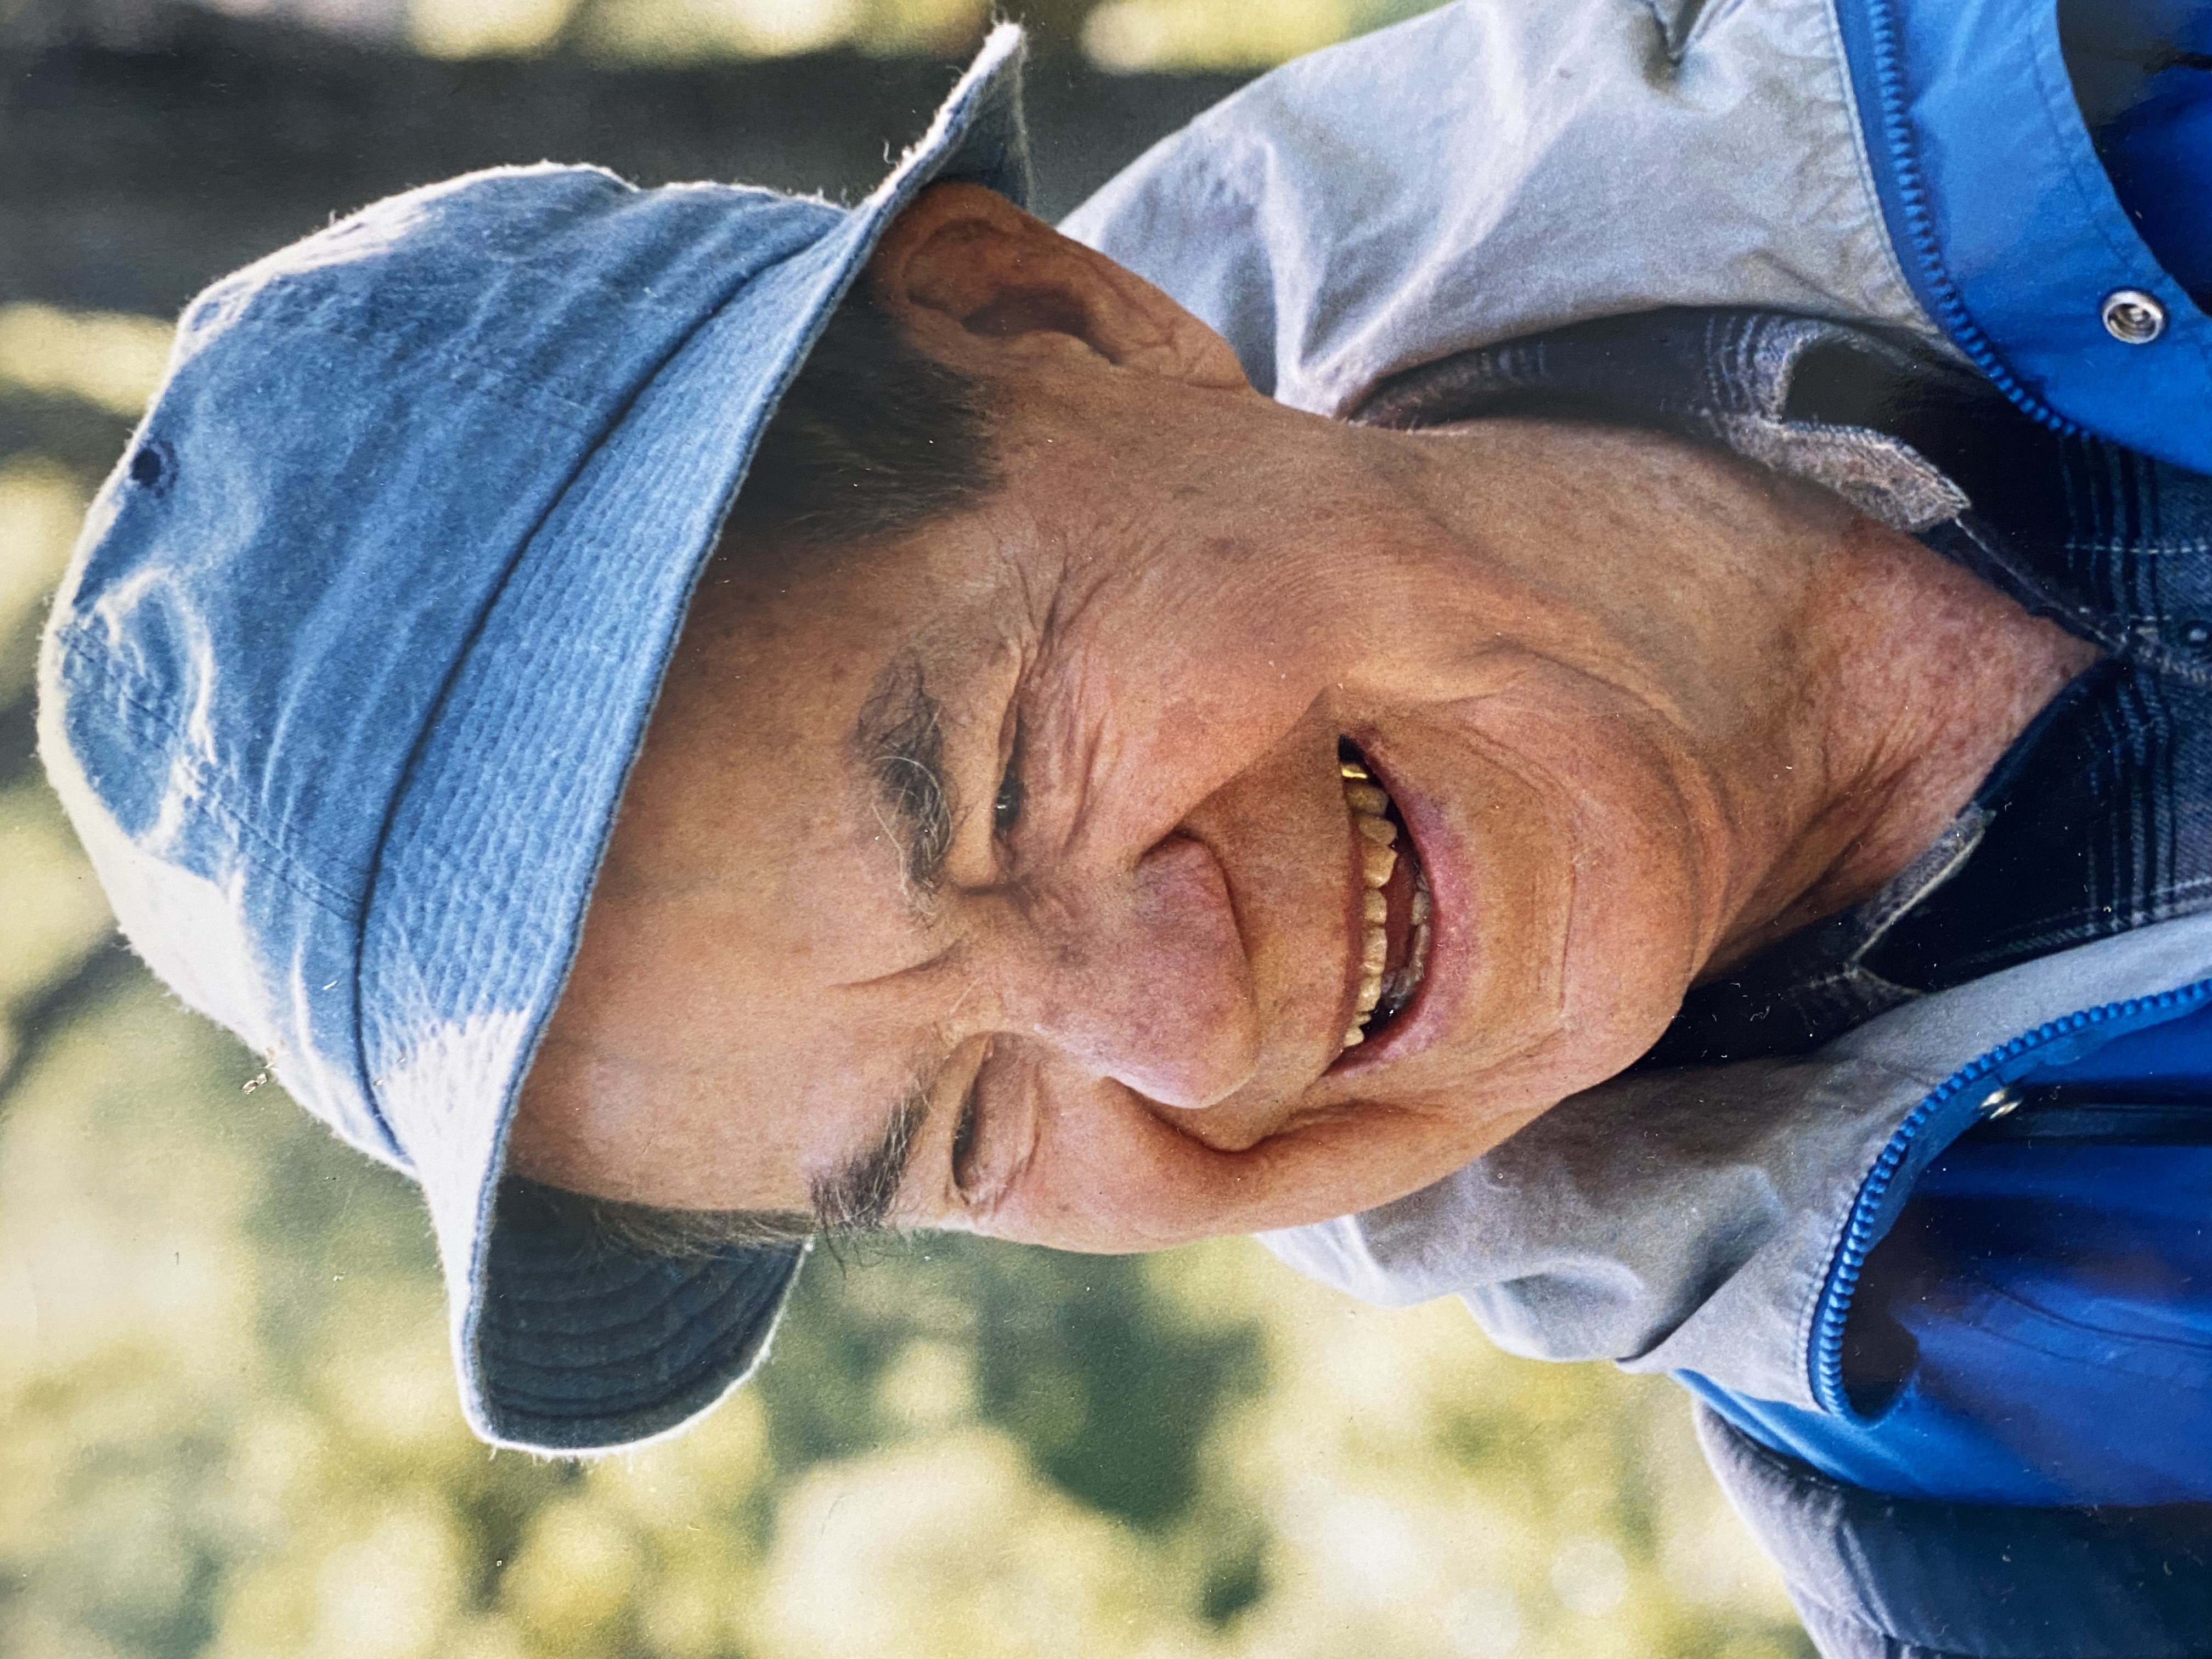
[1807,975,2212,1416]
[1855,0,2081,440]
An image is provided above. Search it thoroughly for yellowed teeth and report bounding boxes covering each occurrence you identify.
[1338,749,1431,1050]
[1343,761,1395,1043]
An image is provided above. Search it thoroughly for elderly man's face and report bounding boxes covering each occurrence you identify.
[509,185,1843,1249]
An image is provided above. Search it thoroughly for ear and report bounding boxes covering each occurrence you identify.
[864,181,1251,393]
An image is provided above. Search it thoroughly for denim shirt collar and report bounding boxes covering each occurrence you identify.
[1356,308,1976,534]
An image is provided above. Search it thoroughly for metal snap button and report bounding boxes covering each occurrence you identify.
[2101,289,2167,344]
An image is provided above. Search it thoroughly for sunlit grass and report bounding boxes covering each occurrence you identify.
[1083,0,1425,71]
[0,958,1813,1657]
[0,458,93,710]
[0,780,115,1067]
[402,0,1450,68]
[573,0,868,61]
[0,304,173,422]
[409,0,576,58]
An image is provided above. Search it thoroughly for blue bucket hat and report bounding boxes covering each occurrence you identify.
[37,28,1031,1453]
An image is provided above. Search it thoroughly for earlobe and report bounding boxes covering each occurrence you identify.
[866,181,1250,393]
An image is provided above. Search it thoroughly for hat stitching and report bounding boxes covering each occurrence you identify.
[49,644,368,917]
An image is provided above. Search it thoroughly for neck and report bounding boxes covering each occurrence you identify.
[1400,418,2103,978]
[1697,513,2101,972]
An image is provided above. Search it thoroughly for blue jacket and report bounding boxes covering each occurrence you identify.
[1068,2,2212,1651]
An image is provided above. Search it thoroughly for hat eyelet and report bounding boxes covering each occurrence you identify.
[127,440,173,494]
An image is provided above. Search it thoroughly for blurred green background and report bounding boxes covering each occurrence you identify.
[0,2,1816,1655]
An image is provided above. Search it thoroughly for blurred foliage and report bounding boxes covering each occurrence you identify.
[0,301,1816,1658]
[400,0,1454,71]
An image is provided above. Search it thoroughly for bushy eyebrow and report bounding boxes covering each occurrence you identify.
[822,656,963,1234]
[854,657,955,899]
[811,1082,929,1235]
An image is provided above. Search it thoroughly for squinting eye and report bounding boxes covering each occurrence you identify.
[951,1085,981,1192]
[992,757,1024,837]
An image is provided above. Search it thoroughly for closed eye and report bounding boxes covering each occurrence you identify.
[950,1080,982,1194]
[992,724,1025,839]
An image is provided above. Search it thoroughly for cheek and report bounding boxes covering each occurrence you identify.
[985,1086,1491,1251]
[1086,557,1352,719]
[1053,623,1348,821]
[981,1094,1221,1251]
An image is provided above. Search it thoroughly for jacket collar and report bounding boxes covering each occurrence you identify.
[1264,912,2212,1409]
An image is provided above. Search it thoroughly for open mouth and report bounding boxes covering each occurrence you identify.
[1337,738,1433,1050]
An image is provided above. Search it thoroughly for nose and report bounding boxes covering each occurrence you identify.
[997,832,1261,1110]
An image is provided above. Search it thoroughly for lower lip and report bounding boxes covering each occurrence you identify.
[1333,742,1468,1072]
